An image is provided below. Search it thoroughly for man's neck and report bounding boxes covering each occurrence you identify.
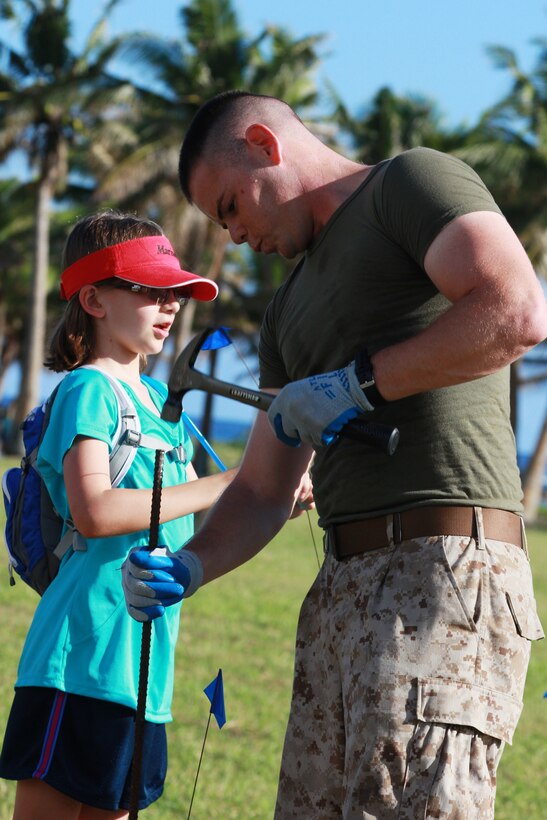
[312,163,374,235]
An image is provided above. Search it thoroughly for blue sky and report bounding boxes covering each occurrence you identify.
[60,0,547,126]
[237,0,546,126]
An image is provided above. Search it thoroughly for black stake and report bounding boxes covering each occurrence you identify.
[128,449,165,820]
[186,712,212,820]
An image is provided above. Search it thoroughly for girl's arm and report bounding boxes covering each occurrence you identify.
[63,436,236,538]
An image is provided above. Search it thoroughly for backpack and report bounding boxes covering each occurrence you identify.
[2,366,184,595]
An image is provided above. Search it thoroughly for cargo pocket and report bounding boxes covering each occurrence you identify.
[505,591,545,641]
[415,676,523,744]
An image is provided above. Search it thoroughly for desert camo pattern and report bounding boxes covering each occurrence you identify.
[275,520,544,819]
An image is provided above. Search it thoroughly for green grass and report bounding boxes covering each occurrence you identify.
[0,453,545,818]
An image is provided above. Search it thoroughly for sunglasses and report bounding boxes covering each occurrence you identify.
[110,281,191,306]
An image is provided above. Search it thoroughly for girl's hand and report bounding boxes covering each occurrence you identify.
[289,471,315,519]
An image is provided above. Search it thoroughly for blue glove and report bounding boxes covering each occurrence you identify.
[122,546,204,623]
[267,361,374,448]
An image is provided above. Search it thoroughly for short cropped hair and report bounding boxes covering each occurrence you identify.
[178,90,300,203]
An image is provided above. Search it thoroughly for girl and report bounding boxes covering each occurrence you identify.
[0,211,236,819]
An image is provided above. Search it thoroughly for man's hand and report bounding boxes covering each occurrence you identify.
[122,546,204,622]
[267,362,374,448]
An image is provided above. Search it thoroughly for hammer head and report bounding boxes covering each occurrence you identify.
[161,327,214,422]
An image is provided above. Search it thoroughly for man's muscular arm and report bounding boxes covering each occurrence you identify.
[371,210,547,400]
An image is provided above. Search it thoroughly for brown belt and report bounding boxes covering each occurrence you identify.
[324,506,524,561]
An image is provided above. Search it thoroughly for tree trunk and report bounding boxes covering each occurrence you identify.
[169,299,197,374]
[6,177,51,454]
[193,348,218,478]
[522,411,547,524]
[191,231,228,476]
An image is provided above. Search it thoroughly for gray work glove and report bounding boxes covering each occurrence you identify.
[267,362,374,448]
[122,546,203,622]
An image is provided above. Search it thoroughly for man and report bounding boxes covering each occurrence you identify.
[123,91,546,819]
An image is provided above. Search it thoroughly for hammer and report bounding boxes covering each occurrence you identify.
[162,327,399,455]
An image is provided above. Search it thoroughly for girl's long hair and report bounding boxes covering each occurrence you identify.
[45,211,163,372]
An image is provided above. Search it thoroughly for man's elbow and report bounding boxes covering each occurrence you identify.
[523,288,547,346]
[511,289,547,357]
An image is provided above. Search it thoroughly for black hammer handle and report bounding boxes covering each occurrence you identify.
[163,371,399,456]
[341,419,399,456]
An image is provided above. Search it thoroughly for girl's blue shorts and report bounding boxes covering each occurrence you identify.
[0,686,167,811]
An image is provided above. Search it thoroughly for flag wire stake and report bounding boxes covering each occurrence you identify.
[230,335,260,385]
[306,508,321,569]
[187,711,213,820]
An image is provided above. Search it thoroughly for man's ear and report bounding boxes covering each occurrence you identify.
[244,123,282,165]
[79,284,106,318]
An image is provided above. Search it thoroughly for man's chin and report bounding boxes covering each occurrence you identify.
[277,244,299,260]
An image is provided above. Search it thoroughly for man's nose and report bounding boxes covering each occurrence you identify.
[229,223,247,245]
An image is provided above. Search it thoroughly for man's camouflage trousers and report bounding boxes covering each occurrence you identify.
[275,512,544,819]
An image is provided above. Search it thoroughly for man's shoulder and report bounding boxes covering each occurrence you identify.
[381,147,490,205]
[349,149,463,206]
[387,146,462,175]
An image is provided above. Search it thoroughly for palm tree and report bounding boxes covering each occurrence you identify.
[454,40,547,521]
[0,180,77,456]
[456,43,547,275]
[330,85,467,164]
[95,0,326,343]
[0,0,133,446]
[0,178,35,395]
[90,0,326,469]
[520,341,547,521]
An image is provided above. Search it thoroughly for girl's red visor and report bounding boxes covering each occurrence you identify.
[60,236,218,302]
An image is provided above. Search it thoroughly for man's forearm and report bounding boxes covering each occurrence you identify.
[373,282,547,401]
[183,480,290,585]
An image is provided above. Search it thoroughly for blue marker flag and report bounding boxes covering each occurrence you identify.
[201,327,232,350]
[204,669,226,729]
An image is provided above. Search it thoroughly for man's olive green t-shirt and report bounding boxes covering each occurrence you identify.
[259,147,523,526]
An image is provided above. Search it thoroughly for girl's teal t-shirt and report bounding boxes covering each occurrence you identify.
[16,367,194,723]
